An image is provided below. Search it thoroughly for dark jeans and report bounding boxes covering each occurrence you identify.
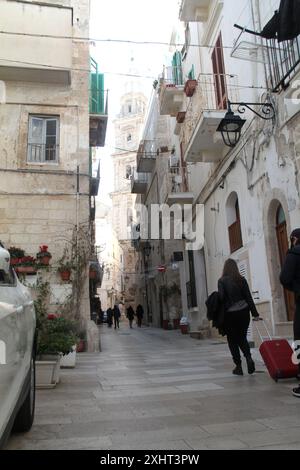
[114,317,120,329]
[225,308,251,366]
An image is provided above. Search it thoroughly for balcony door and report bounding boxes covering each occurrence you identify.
[212,34,227,110]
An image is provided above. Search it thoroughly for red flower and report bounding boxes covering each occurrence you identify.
[40,245,49,253]
[47,314,57,320]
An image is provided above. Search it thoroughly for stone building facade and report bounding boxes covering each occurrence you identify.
[131,0,300,340]
[0,0,107,333]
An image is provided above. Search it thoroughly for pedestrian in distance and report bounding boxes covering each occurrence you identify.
[280,228,300,397]
[136,304,144,328]
[113,304,121,330]
[126,305,135,329]
[107,307,113,328]
[218,259,261,376]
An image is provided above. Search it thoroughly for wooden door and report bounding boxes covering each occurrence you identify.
[276,212,295,321]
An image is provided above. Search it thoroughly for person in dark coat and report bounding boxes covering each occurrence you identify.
[136,304,144,328]
[113,304,121,330]
[218,259,260,376]
[107,307,113,328]
[280,228,300,397]
[126,305,135,329]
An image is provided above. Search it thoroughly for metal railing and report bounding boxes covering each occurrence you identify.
[167,165,189,194]
[182,73,239,153]
[232,28,300,93]
[131,170,149,190]
[27,143,59,163]
[137,140,157,161]
[160,66,184,86]
[265,36,300,92]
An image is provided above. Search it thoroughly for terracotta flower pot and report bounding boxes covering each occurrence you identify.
[180,324,189,335]
[76,340,86,353]
[39,255,51,266]
[184,79,197,97]
[60,270,71,281]
[16,266,37,275]
[176,111,186,124]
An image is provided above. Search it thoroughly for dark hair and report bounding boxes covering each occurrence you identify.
[222,259,244,285]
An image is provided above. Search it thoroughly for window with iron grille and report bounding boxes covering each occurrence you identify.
[27,115,59,163]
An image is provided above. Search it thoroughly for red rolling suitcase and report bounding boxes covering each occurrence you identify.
[255,321,299,382]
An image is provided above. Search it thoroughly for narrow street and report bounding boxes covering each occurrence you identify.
[6,321,300,451]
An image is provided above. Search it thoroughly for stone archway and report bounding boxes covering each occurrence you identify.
[263,191,292,327]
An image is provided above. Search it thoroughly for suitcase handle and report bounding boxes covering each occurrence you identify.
[253,319,272,342]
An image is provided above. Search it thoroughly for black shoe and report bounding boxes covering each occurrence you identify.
[246,357,256,375]
[233,365,243,376]
[292,385,300,398]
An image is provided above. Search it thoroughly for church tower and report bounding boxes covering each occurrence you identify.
[111,71,148,306]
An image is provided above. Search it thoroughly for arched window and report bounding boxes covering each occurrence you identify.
[226,192,243,254]
[127,133,132,142]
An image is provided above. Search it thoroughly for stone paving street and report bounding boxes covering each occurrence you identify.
[6,321,300,450]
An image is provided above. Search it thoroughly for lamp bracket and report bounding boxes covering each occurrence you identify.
[230,101,275,121]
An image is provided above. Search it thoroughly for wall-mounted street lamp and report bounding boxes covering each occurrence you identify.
[217,100,275,148]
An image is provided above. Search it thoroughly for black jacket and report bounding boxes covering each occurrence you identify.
[261,0,300,42]
[280,245,300,295]
[218,276,259,318]
[126,307,135,320]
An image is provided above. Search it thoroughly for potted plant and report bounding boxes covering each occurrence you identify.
[8,247,25,266]
[176,111,186,124]
[76,330,86,353]
[36,245,52,266]
[15,256,37,275]
[184,79,197,97]
[57,249,74,281]
[36,315,77,388]
[58,261,73,281]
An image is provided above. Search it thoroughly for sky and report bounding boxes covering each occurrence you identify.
[89,0,182,204]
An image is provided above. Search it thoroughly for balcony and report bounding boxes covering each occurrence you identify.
[179,0,210,22]
[131,170,149,194]
[89,58,108,148]
[0,1,72,85]
[90,161,100,197]
[158,66,185,116]
[136,140,157,173]
[232,28,300,93]
[182,74,239,163]
[165,165,194,206]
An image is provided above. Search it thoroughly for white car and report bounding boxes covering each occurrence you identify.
[0,246,36,448]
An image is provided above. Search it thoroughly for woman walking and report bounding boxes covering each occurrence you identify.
[218,259,261,376]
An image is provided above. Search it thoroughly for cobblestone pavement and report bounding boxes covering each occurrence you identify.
[6,321,300,450]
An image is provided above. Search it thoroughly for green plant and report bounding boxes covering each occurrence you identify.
[57,248,74,273]
[37,316,77,356]
[8,247,25,258]
[34,278,50,329]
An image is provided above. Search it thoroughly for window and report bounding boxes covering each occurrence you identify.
[27,115,59,163]
[126,165,132,179]
[212,34,227,110]
[226,193,243,254]
[127,134,132,142]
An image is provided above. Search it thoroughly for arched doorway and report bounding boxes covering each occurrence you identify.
[226,192,243,254]
[276,205,295,321]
